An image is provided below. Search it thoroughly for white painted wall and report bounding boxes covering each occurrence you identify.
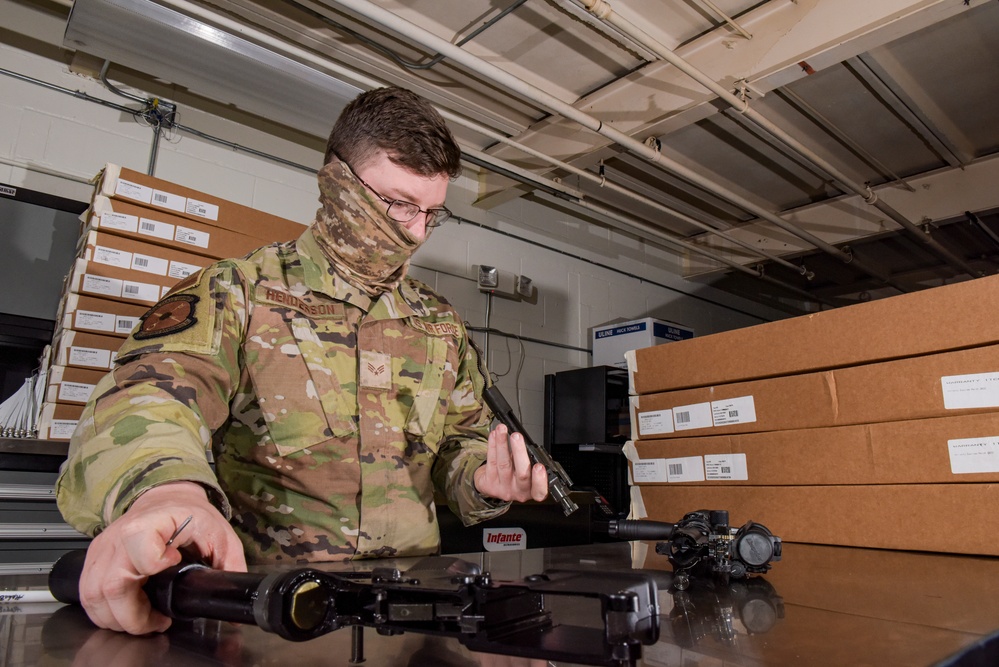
[0,2,787,440]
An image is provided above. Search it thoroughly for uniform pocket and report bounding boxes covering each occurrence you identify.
[404,336,454,451]
[246,313,358,456]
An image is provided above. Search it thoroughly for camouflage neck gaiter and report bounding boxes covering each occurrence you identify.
[311,159,424,297]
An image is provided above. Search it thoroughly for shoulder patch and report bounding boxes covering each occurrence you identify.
[133,294,200,340]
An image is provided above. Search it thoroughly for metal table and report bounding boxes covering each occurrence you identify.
[2,540,997,666]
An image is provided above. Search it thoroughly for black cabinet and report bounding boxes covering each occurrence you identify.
[544,366,631,517]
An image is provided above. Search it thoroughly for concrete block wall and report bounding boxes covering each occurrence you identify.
[1,5,787,441]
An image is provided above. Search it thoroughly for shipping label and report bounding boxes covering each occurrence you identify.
[638,409,674,436]
[58,381,97,403]
[941,373,999,409]
[100,211,139,233]
[632,458,667,483]
[704,453,749,480]
[175,225,210,248]
[49,419,79,440]
[81,274,123,298]
[121,281,161,303]
[68,346,112,369]
[114,178,153,204]
[186,198,220,221]
[74,309,115,333]
[948,436,999,474]
[712,396,757,426]
[93,246,132,270]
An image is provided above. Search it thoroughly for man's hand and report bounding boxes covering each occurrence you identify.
[473,424,548,503]
[78,481,246,635]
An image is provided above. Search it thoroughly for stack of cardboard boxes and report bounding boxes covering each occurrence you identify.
[38,164,304,440]
[625,275,999,555]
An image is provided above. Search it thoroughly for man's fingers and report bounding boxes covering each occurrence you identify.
[489,424,512,472]
[508,432,533,482]
[531,464,549,502]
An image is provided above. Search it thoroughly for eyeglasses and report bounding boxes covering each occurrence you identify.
[337,154,452,229]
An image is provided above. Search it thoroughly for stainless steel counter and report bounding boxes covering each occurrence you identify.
[1,541,996,666]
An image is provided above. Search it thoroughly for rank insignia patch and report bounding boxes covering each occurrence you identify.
[133,294,200,339]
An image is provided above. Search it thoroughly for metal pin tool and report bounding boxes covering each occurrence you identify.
[166,515,194,547]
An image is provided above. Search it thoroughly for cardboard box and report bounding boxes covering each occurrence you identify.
[630,344,999,439]
[87,195,268,259]
[636,483,999,555]
[592,317,693,369]
[759,543,999,634]
[77,229,211,283]
[629,412,999,486]
[52,330,123,371]
[96,163,304,241]
[57,294,147,338]
[67,258,181,305]
[45,365,108,405]
[38,402,85,441]
[630,274,999,394]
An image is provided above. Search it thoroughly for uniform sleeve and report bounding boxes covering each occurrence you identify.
[55,262,249,536]
[431,323,511,526]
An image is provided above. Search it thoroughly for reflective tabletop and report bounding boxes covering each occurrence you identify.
[2,541,997,667]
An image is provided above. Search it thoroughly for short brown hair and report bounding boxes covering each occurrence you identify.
[324,87,462,179]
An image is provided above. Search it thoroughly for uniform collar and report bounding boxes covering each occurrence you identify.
[296,226,428,319]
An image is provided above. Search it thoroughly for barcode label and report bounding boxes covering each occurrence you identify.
[58,381,96,403]
[711,396,757,426]
[186,198,219,221]
[150,189,186,212]
[67,346,112,369]
[139,217,175,240]
[131,254,169,276]
[175,225,210,248]
[673,403,712,431]
[121,281,161,303]
[666,456,705,483]
[705,454,748,481]
[169,260,201,280]
[116,317,138,334]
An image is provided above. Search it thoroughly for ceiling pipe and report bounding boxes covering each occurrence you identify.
[689,0,753,40]
[159,0,813,282]
[332,0,905,292]
[446,113,811,277]
[462,146,824,304]
[572,0,980,280]
[566,197,835,307]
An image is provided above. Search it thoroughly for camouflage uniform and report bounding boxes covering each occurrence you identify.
[56,227,510,563]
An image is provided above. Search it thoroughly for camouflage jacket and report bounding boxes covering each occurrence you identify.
[56,227,509,563]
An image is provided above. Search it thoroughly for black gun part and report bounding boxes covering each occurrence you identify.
[482,384,579,515]
[49,550,659,667]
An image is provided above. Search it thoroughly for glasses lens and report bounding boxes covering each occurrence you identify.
[427,208,451,228]
[386,201,420,223]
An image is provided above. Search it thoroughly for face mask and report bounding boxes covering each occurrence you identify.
[311,159,427,297]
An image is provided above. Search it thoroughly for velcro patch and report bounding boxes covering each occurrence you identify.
[408,317,460,338]
[258,287,343,319]
[360,350,392,390]
[133,294,199,340]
